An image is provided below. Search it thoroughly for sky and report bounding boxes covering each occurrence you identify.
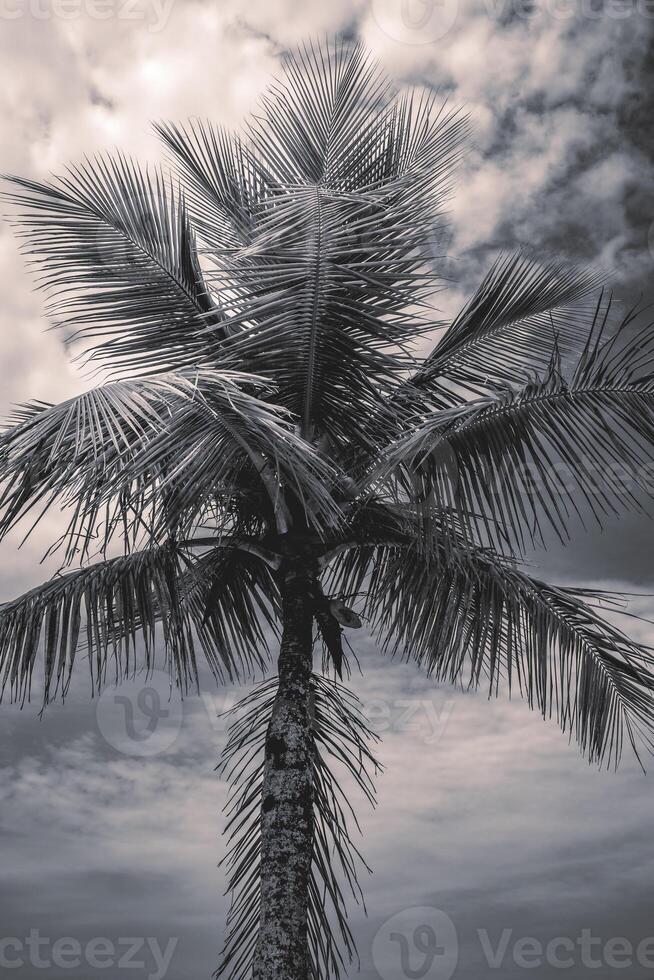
[0,2,654,979]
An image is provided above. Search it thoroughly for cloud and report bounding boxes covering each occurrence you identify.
[362,0,654,299]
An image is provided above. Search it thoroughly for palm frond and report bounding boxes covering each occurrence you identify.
[380,300,654,550]
[179,544,279,682]
[117,367,343,536]
[0,543,196,706]
[157,40,467,454]
[0,536,281,707]
[218,673,379,980]
[400,252,603,409]
[247,39,391,188]
[211,182,418,450]
[0,368,341,561]
[155,119,262,257]
[2,155,224,374]
[365,535,654,768]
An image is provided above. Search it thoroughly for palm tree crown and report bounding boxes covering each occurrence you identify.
[1,38,654,980]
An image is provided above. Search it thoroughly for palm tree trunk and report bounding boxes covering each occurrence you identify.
[252,567,315,980]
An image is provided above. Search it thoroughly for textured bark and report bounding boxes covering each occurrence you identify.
[252,567,315,980]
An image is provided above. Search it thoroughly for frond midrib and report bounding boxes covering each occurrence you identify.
[302,184,325,437]
[450,381,654,436]
[85,197,211,326]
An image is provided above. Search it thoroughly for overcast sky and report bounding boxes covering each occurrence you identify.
[1,3,653,979]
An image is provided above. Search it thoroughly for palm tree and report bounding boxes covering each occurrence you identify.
[1,37,654,980]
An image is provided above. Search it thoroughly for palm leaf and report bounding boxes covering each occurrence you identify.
[179,544,279,682]
[367,538,654,768]
[2,155,224,374]
[0,543,195,705]
[0,368,341,561]
[155,119,263,257]
[0,535,283,707]
[398,252,603,409]
[157,40,467,454]
[380,301,654,550]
